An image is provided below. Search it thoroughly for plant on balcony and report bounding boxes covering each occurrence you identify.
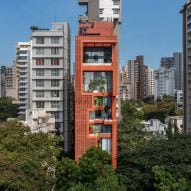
[89,125,100,136]
[88,79,106,93]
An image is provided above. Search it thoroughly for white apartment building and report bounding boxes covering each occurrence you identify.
[154,67,175,100]
[31,22,71,151]
[16,42,31,115]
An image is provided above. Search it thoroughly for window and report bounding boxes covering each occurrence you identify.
[51,90,59,97]
[101,138,112,153]
[99,9,104,14]
[36,58,44,65]
[51,47,59,55]
[113,0,120,5]
[36,90,44,97]
[36,80,44,87]
[50,111,59,119]
[36,101,44,108]
[113,8,120,14]
[36,37,44,44]
[36,48,44,55]
[51,58,59,65]
[51,79,59,87]
[51,69,59,76]
[51,101,59,108]
[51,37,59,44]
[36,69,44,76]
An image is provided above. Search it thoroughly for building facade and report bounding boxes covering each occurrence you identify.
[160,52,182,90]
[16,42,31,115]
[31,22,71,151]
[154,67,175,100]
[0,66,6,97]
[181,1,191,132]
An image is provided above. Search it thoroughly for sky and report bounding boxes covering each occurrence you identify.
[0,0,186,69]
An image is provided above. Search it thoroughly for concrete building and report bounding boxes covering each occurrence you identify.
[127,56,147,100]
[160,52,182,90]
[141,119,167,136]
[16,42,31,115]
[181,1,191,132]
[25,109,55,133]
[78,0,121,24]
[5,64,18,102]
[31,22,71,151]
[165,116,183,133]
[147,68,154,96]
[0,66,6,97]
[154,67,175,100]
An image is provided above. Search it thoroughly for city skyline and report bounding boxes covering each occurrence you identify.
[0,0,185,69]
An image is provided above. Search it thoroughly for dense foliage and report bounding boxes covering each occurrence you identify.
[117,99,189,191]
[0,97,18,121]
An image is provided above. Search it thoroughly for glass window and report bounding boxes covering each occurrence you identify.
[51,79,59,87]
[51,101,59,108]
[36,101,44,108]
[36,48,44,55]
[36,37,44,44]
[101,138,112,153]
[83,72,112,93]
[36,69,44,76]
[51,69,59,76]
[113,8,120,14]
[51,37,59,44]
[51,90,59,97]
[36,90,44,97]
[51,47,59,55]
[36,58,44,65]
[83,47,112,63]
[51,58,59,65]
[50,111,59,119]
[36,80,44,87]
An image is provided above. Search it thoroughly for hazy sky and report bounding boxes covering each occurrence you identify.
[0,0,186,69]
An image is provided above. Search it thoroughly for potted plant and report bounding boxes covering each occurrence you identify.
[90,125,100,136]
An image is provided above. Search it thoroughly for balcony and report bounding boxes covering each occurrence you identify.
[83,47,112,65]
[83,72,112,93]
[89,124,112,135]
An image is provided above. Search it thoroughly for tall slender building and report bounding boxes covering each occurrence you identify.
[31,23,71,151]
[16,42,31,115]
[75,0,121,167]
[181,1,191,132]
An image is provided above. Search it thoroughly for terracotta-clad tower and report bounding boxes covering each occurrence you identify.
[75,0,121,168]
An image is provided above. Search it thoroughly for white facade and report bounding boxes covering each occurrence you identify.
[25,109,55,133]
[99,0,121,22]
[141,119,167,136]
[154,67,175,100]
[31,22,70,136]
[165,116,183,133]
[16,42,31,115]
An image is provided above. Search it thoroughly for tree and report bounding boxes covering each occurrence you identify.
[0,120,62,191]
[117,135,191,191]
[0,97,18,121]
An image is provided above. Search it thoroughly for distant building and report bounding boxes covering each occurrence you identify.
[141,119,167,136]
[160,52,182,90]
[5,64,18,103]
[0,66,6,97]
[25,109,55,133]
[165,116,183,133]
[154,67,175,100]
[147,68,154,96]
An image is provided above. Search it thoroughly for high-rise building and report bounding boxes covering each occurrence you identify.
[160,52,182,90]
[5,64,18,102]
[154,67,175,100]
[147,68,154,96]
[181,1,191,132]
[16,42,31,115]
[75,0,121,167]
[127,56,148,100]
[30,23,71,151]
[0,66,6,97]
